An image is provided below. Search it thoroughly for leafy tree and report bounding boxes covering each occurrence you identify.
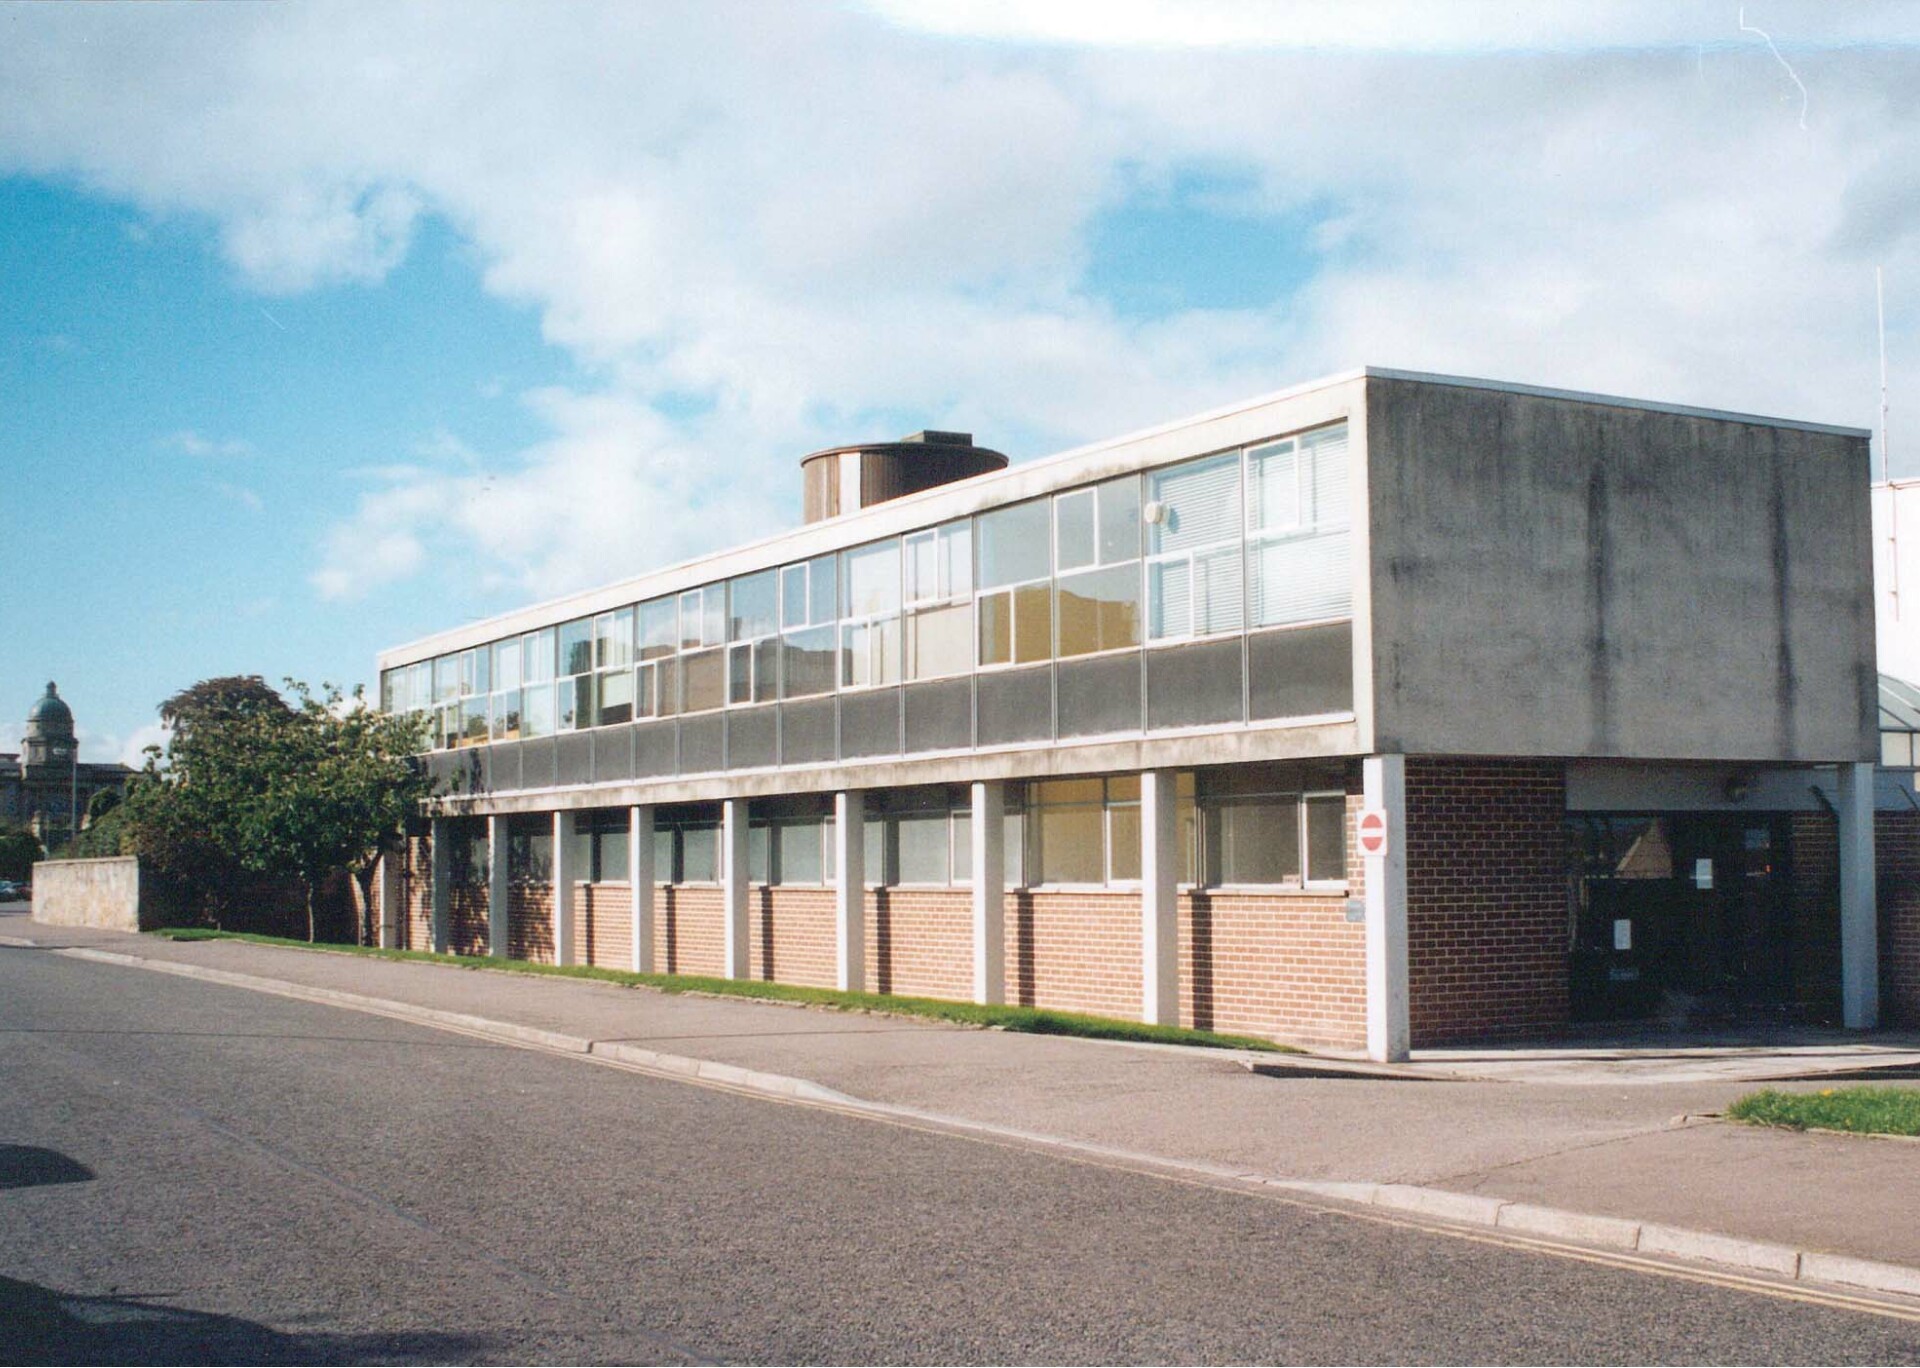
[85,787,122,824]
[122,677,432,941]
[0,826,42,883]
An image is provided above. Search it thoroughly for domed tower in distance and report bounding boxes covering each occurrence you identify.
[1,681,133,849]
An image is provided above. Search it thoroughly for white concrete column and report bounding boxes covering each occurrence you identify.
[552,810,575,967]
[970,780,1006,1005]
[630,805,655,975]
[722,798,749,979]
[1140,769,1180,1025]
[1363,755,1410,1063]
[487,815,509,959]
[376,849,401,950]
[429,817,451,955]
[835,790,866,992]
[1838,761,1880,1030]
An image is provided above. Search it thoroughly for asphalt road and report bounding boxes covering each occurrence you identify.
[2,944,1917,1365]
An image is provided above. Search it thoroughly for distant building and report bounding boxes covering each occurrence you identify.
[0,682,133,847]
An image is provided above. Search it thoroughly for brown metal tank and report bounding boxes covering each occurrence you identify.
[800,431,1009,524]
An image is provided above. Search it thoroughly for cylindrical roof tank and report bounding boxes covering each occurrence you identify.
[800,431,1009,524]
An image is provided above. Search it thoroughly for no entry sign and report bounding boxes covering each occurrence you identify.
[1358,809,1389,858]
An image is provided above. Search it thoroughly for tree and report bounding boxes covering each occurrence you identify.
[225,681,433,943]
[85,787,122,824]
[0,826,42,883]
[122,677,433,941]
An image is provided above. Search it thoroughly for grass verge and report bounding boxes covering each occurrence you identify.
[1727,1086,1920,1137]
[150,927,1297,1053]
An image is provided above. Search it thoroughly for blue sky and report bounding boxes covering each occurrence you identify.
[1,1,1916,760]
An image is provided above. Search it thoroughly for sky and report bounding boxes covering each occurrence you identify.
[2,1,1918,764]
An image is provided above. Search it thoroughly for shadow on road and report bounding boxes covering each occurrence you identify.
[0,1273,491,1366]
[0,1145,94,1191]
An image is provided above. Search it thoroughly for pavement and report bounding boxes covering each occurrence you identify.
[9,903,1920,1303]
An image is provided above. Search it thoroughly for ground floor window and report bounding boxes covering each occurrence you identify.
[1193,764,1348,888]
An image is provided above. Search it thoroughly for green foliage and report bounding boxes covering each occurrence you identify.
[1729,1086,1920,1137]
[0,826,43,882]
[61,803,132,859]
[146,928,1298,1053]
[85,787,122,823]
[121,677,434,940]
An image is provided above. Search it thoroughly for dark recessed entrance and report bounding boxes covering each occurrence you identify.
[1569,813,1809,1024]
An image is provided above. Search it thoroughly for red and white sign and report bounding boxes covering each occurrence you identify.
[1357,809,1389,858]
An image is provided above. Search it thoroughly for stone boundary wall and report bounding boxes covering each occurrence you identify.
[31,857,174,932]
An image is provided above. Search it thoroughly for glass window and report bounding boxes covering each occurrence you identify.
[730,570,778,643]
[494,638,522,690]
[1148,454,1244,640]
[775,820,825,885]
[843,540,902,618]
[729,644,753,707]
[1305,792,1346,884]
[558,674,592,731]
[842,616,902,688]
[509,825,553,885]
[596,825,631,883]
[639,597,677,660]
[808,554,837,626]
[433,655,459,704]
[653,827,675,882]
[522,682,555,738]
[781,564,809,630]
[1032,783,1105,885]
[905,530,940,606]
[681,648,725,713]
[597,669,634,726]
[1055,489,1097,572]
[748,824,771,883]
[596,609,634,670]
[679,825,719,883]
[1056,563,1141,657]
[1098,476,1142,565]
[524,628,556,684]
[558,617,594,678]
[679,590,705,650]
[782,625,837,698]
[977,500,1051,589]
[752,636,782,704]
[459,648,489,698]
[490,688,521,741]
[1248,438,1301,534]
[906,601,973,681]
[1248,424,1353,628]
[1108,800,1141,882]
[1209,797,1300,885]
[952,811,972,884]
[895,811,951,884]
[460,698,490,746]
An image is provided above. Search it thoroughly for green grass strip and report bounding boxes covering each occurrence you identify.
[150,927,1297,1053]
[1727,1086,1920,1137]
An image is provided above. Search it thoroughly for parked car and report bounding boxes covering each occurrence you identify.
[0,880,23,902]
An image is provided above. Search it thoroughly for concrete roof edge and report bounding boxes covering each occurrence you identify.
[1363,367,1874,440]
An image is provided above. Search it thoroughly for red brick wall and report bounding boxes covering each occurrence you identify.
[1879,810,1920,1025]
[1405,758,1568,1046]
[751,887,837,988]
[1788,814,1842,1023]
[509,884,555,963]
[1007,891,1141,1019]
[575,883,634,969]
[402,833,432,952]
[1181,892,1364,1046]
[870,888,973,999]
[448,886,489,957]
[658,885,726,977]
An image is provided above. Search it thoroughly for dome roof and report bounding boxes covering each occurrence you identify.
[26,681,74,737]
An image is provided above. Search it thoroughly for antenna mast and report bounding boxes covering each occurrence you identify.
[1883,266,1899,619]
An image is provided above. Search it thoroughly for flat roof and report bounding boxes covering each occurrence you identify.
[379,366,1870,670]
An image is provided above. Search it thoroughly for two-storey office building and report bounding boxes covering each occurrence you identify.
[377,368,1891,1060]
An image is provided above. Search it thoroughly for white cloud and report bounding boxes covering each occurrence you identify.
[164,430,252,458]
[4,0,1920,610]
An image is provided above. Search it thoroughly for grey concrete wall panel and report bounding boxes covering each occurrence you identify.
[781,699,837,766]
[680,715,724,775]
[1147,639,1244,730]
[1058,653,1144,738]
[633,721,676,777]
[486,741,522,795]
[518,737,557,791]
[977,667,1052,746]
[904,677,974,753]
[555,732,594,788]
[1365,378,1877,762]
[1249,623,1353,721]
[727,705,778,770]
[841,688,903,758]
[592,726,634,784]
